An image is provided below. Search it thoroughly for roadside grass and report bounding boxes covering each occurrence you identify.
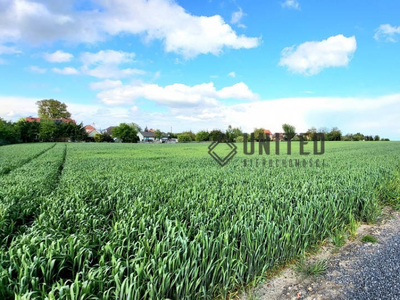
[361,235,377,244]
[295,259,328,278]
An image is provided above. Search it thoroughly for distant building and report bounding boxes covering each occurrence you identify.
[25,117,76,124]
[264,129,273,140]
[137,131,169,142]
[84,125,100,138]
[274,133,285,141]
[137,131,155,142]
[103,126,116,135]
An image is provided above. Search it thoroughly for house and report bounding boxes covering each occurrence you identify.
[137,131,169,142]
[103,126,116,135]
[84,125,100,138]
[137,131,155,142]
[25,117,76,124]
[264,129,273,140]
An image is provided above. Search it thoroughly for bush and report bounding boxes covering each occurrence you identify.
[178,134,192,143]
[94,134,103,143]
[195,131,210,142]
[235,136,244,143]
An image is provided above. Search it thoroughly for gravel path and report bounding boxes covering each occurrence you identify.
[335,214,400,300]
[241,209,400,300]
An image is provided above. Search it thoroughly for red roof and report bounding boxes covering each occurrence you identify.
[25,117,75,124]
[84,125,96,133]
[264,129,272,135]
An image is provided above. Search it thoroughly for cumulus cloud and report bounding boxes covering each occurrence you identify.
[279,34,357,75]
[231,8,246,28]
[0,0,260,58]
[28,65,47,73]
[80,50,145,79]
[52,67,79,75]
[374,24,400,42]
[282,0,300,10]
[44,50,73,62]
[96,81,259,106]
[228,71,236,78]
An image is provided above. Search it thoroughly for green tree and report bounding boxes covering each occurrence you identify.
[195,130,210,141]
[306,127,317,140]
[94,134,103,143]
[39,119,57,141]
[0,118,17,145]
[15,120,40,143]
[253,128,266,141]
[154,129,163,140]
[36,99,71,119]
[327,127,342,141]
[102,133,114,142]
[209,129,226,141]
[374,135,380,141]
[353,133,364,141]
[226,125,243,142]
[180,131,195,141]
[112,123,139,143]
[177,133,192,143]
[235,136,244,143]
[282,124,296,140]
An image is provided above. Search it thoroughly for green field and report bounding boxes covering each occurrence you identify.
[0,142,399,299]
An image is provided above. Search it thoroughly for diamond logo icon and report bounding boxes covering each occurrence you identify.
[208,141,237,167]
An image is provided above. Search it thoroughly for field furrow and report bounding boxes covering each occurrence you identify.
[0,143,56,176]
[0,144,66,245]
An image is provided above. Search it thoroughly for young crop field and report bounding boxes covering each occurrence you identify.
[0,142,399,299]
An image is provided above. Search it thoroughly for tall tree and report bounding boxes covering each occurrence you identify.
[253,128,266,141]
[36,99,71,119]
[39,119,57,141]
[327,127,342,141]
[154,130,163,140]
[112,123,139,143]
[282,124,296,140]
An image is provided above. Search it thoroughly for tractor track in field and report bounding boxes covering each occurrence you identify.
[241,207,400,300]
[0,143,56,176]
[54,143,67,189]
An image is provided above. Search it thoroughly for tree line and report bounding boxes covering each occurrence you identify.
[0,99,391,145]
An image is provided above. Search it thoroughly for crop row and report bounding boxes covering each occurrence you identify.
[0,142,399,299]
[0,143,55,175]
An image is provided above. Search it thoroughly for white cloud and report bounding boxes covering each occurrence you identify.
[282,0,300,10]
[0,45,21,55]
[0,45,21,63]
[279,34,357,75]
[96,81,258,106]
[89,80,123,90]
[52,67,79,75]
[80,50,135,66]
[1,94,399,139]
[0,0,260,59]
[80,50,144,79]
[228,71,236,78]
[43,50,73,62]
[82,65,145,79]
[374,24,400,42]
[29,65,47,73]
[231,8,246,28]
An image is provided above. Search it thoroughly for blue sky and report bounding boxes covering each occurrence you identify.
[0,0,399,139]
